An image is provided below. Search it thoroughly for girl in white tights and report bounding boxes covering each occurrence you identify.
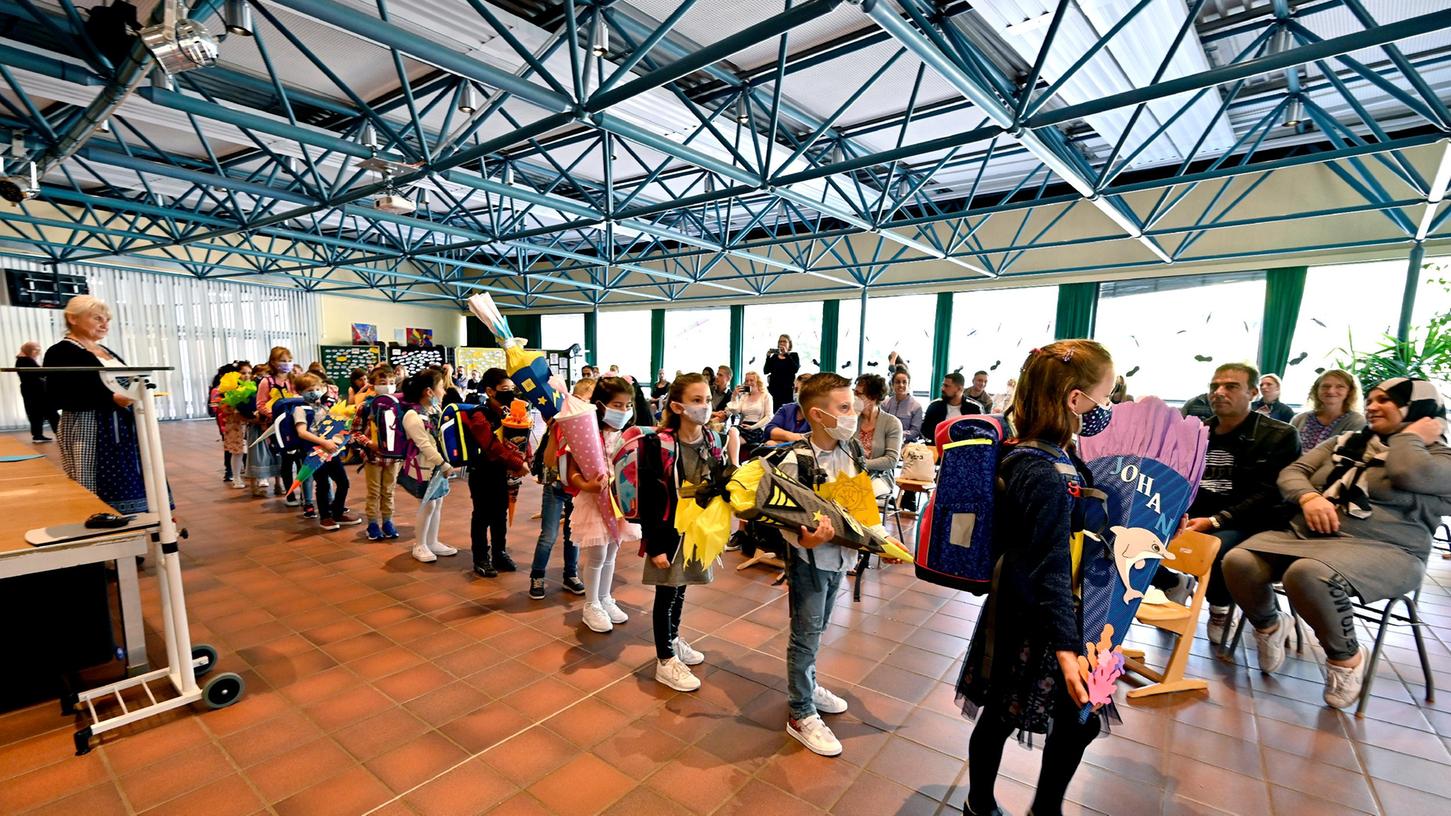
[400,369,457,563]
[566,377,641,633]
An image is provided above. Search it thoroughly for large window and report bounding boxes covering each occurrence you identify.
[1095,273,1265,403]
[949,286,1058,398]
[1280,262,1403,403]
[540,313,585,351]
[663,307,731,379]
[595,309,651,382]
[743,300,821,382]
[1412,253,1451,328]
[836,294,935,385]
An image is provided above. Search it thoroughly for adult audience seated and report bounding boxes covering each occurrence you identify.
[1152,363,1300,642]
[43,296,151,514]
[1291,368,1366,451]
[1224,377,1450,709]
[727,370,774,426]
[963,370,993,414]
[1180,392,1213,421]
[922,371,977,441]
[763,334,800,410]
[992,377,1019,413]
[854,374,902,497]
[1252,373,1295,422]
[14,340,58,443]
[711,365,734,414]
[882,368,923,442]
[764,399,810,443]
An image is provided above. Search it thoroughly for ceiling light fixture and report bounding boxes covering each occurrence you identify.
[459,83,480,114]
[139,0,220,75]
[1282,96,1304,129]
[224,0,253,37]
[591,14,609,57]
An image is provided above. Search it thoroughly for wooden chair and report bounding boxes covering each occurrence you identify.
[1120,530,1221,699]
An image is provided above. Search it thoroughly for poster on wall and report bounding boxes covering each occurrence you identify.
[321,344,381,386]
[406,327,434,346]
[389,345,446,376]
[455,346,507,378]
[351,323,377,345]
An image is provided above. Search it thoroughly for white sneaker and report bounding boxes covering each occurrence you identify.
[428,541,458,556]
[655,657,700,692]
[1164,574,1193,606]
[812,685,848,715]
[582,603,613,633]
[411,544,437,563]
[673,637,704,666]
[787,714,842,757]
[230,478,247,490]
[1253,611,1293,674]
[1207,605,1233,645]
[1323,647,1368,709]
[601,597,629,624]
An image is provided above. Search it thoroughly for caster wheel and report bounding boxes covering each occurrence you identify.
[191,644,218,678]
[203,673,245,710]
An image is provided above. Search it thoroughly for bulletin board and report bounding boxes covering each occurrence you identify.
[455,346,507,375]
[320,345,382,387]
[388,345,447,376]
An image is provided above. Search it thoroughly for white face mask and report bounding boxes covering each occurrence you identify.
[675,402,710,426]
[375,383,394,396]
[816,407,858,441]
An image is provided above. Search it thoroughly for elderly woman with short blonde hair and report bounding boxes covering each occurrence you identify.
[43,295,152,514]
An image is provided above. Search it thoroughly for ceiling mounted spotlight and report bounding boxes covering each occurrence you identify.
[459,83,481,114]
[1283,97,1304,128]
[224,0,253,37]
[139,0,220,75]
[591,14,609,57]
[360,122,380,150]
[414,187,430,212]
[502,163,515,186]
[0,161,39,204]
[736,97,749,124]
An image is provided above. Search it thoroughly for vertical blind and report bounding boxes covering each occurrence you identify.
[1,259,319,427]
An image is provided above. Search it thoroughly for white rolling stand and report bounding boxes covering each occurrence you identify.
[8,365,246,755]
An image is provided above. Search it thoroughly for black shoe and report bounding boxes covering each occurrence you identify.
[964,802,1010,816]
[474,562,498,579]
[561,575,586,596]
[222,473,232,482]
[494,551,518,572]
[529,578,546,600]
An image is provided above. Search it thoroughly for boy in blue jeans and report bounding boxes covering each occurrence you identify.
[779,372,886,757]
[528,418,585,599]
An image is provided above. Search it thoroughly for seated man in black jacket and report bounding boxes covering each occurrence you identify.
[922,371,978,442]
[1165,363,1300,643]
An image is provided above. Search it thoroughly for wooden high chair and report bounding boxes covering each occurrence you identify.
[1119,530,1221,699]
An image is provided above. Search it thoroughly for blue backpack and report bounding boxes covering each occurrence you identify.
[437,403,480,468]
[269,397,315,454]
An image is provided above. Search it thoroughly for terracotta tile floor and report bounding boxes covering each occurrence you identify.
[3,423,1451,815]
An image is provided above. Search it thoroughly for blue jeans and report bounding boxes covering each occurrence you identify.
[786,552,844,720]
[530,482,578,580]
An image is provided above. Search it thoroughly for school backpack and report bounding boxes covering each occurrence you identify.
[367,394,409,460]
[269,397,314,454]
[437,403,480,468]
[611,426,723,525]
[914,415,1088,594]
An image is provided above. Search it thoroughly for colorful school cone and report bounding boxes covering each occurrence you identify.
[285,415,352,496]
[501,399,532,526]
[553,393,620,540]
[467,293,564,418]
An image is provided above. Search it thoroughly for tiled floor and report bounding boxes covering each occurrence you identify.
[3,422,1451,816]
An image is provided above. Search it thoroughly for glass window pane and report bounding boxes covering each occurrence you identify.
[1095,273,1265,403]
[1281,263,1402,404]
[595,309,652,381]
[854,293,936,386]
[949,286,1058,401]
[743,300,821,382]
[540,313,585,351]
[663,308,731,380]
[1411,253,1451,328]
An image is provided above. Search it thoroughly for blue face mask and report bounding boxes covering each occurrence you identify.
[304,389,326,403]
[602,407,632,430]
[1077,402,1112,437]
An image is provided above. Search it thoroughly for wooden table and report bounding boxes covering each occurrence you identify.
[0,436,150,672]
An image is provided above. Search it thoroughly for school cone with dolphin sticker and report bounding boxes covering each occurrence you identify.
[1074,396,1208,721]
[467,293,564,418]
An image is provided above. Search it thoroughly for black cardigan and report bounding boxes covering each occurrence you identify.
[43,339,125,413]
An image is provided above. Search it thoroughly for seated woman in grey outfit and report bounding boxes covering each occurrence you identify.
[1224,377,1450,710]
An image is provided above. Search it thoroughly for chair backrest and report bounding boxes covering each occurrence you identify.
[1159,530,1221,579]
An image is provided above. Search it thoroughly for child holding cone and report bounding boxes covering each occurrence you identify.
[559,377,641,634]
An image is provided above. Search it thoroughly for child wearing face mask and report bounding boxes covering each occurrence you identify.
[643,373,725,693]
[401,368,458,563]
[247,346,296,498]
[354,364,402,540]
[469,368,524,577]
[775,373,880,758]
[565,377,641,634]
[293,374,362,530]
[959,341,1117,816]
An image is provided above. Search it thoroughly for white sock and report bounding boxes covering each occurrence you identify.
[598,540,619,603]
